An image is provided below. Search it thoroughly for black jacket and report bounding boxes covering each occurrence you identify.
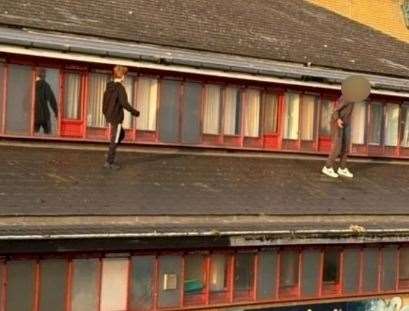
[35,79,58,124]
[102,81,139,124]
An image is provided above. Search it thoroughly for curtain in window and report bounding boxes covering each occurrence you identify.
[203,85,221,135]
[300,95,316,141]
[224,87,241,135]
[122,77,134,129]
[244,89,260,137]
[384,103,400,146]
[368,102,382,145]
[64,73,81,120]
[210,255,227,292]
[87,73,108,128]
[402,106,409,147]
[351,102,366,145]
[136,77,158,131]
[263,93,278,134]
[320,99,333,137]
[283,93,300,140]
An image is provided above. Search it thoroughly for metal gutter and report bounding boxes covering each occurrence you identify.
[1,27,409,97]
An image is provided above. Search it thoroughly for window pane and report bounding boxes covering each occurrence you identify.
[263,93,278,134]
[401,105,409,147]
[320,99,333,136]
[224,87,242,135]
[184,254,205,295]
[64,73,81,119]
[6,260,35,311]
[385,103,399,146]
[181,82,201,144]
[300,95,316,141]
[234,253,254,295]
[100,258,128,311]
[6,64,32,134]
[301,249,320,297]
[244,89,260,137]
[87,73,109,128]
[123,76,134,129]
[362,247,379,293]
[203,85,221,134]
[136,77,158,131]
[368,102,382,145]
[210,254,228,292]
[0,63,4,133]
[381,246,398,291]
[257,250,277,300]
[323,249,340,283]
[39,259,67,311]
[279,250,299,288]
[159,79,180,143]
[129,256,154,311]
[400,248,409,280]
[283,93,300,140]
[71,259,99,311]
[351,102,366,144]
[158,255,182,308]
[342,248,360,294]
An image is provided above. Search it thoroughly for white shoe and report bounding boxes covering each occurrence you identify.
[322,166,339,178]
[337,167,354,178]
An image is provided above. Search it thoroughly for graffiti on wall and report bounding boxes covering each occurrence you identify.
[362,297,409,311]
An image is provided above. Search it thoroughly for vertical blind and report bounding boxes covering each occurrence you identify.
[283,93,300,140]
[87,73,109,128]
[136,77,158,131]
[300,95,316,141]
[352,102,366,145]
[203,85,221,135]
[64,73,81,120]
[244,89,261,137]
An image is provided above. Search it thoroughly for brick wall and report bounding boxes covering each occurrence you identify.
[307,0,409,43]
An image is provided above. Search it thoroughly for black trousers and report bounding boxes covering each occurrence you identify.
[34,119,51,134]
[107,123,125,164]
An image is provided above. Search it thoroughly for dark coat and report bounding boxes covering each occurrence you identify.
[102,81,139,124]
[35,79,58,124]
[331,96,354,126]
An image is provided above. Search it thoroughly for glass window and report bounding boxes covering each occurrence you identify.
[87,73,109,128]
[279,250,299,288]
[400,248,409,280]
[158,255,182,308]
[71,259,99,311]
[257,250,278,300]
[381,246,398,291]
[368,102,383,145]
[301,249,320,297]
[401,104,409,147]
[203,84,221,135]
[320,99,333,137]
[158,79,180,143]
[263,93,278,134]
[224,87,242,135]
[342,248,360,294]
[100,258,129,311]
[123,76,134,129]
[129,256,155,311]
[351,101,366,144]
[283,93,300,140]
[300,95,316,141]
[234,253,255,297]
[6,260,35,311]
[244,89,261,137]
[6,64,32,135]
[136,77,158,131]
[64,73,82,120]
[182,82,202,144]
[0,64,5,132]
[323,249,340,283]
[39,259,67,311]
[210,254,229,292]
[184,254,205,296]
[384,103,400,146]
[362,247,379,292]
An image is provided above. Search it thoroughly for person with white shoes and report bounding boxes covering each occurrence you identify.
[322,96,354,179]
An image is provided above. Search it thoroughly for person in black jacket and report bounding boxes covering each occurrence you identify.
[34,68,58,134]
[102,65,140,169]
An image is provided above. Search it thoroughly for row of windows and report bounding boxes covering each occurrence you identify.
[1,62,409,155]
[1,245,409,311]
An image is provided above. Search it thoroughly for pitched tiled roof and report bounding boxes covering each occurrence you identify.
[1,0,409,78]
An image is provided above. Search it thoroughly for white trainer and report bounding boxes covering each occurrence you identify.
[322,166,339,178]
[337,167,354,178]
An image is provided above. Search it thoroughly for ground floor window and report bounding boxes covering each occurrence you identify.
[399,247,409,287]
[384,103,400,147]
[234,253,255,298]
[352,101,366,144]
[223,87,242,136]
[279,250,299,296]
[203,84,222,135]
[87,72,109,128]
[63,72,82,120]
[401,104,409,147]
[263,92,279,134]
[368,102,383,145]
[322,249,340,288]
[136,77,158,131]
[320,99,333,137]
[244,89,261,137]
[283,93,300,140]
[300,95,316,141]
[71,259,99,311]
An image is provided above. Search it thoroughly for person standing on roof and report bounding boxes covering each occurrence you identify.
[102,65,140,170]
